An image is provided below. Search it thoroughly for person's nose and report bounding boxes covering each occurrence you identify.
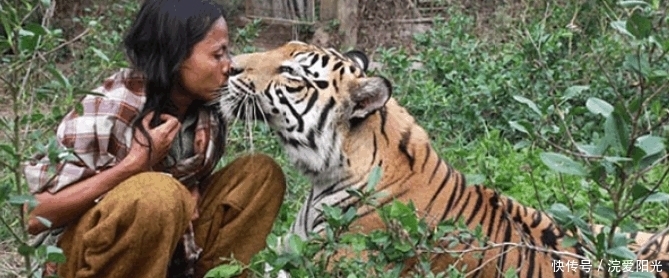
[222,59,231,77]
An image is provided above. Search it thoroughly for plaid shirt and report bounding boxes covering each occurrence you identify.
[23,68,227,275]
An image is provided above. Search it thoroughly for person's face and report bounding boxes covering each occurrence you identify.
[179,17,230,102]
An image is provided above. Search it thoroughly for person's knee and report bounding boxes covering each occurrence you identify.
[64,172,192,260]
[108,172,193,223]
[235,154,286,192]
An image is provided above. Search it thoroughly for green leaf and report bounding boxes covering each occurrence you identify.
[342,206,357,224]
[465,173,485,186]
[18,244,35,256]
[603,156,632,164]
[8,194,39,209]
[204,264,243,278]
[287,234,304,255]
[73,89,105,97]
[0,182,11,202]
[612,231,631,247]
[618,0,650,8]
[547,203,573,222]
[606,246,636,260]
[512,95,542,116]
[74,102,84,116]
[593,138,611,158]
[0,144,17,159]
[561,235,579,248]
[265,233,278,250]
[46,65,71,89]
[626,11,652,39]
[575,143,601,156]
[611,20,634,38]
[18,28,38,53]
[46,245,66,264]
[540,152,588,176]
[639,152,665,169]
[36,216,52,228]
[89,47,110,62]
[586,97,613,117]
[509,120,533,135]
[504,268,518,278]
[624,53,651,75]
[23,22,48,36]
[563,85,590,100]
[631,183,651,201]
[628,272,657,278]
[366,165,383,191]
[509,121,527,134]
[635,135,665,157]
[594,205,617,220]
[644,192,669,203]
[648,69,668,83]
[394,242,413,253]
[604,112,630,153]
[0,39,10,55]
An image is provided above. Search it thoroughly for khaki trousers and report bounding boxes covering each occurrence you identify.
[56,154,286,278]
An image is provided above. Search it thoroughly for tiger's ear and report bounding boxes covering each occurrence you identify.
[349,76,392,119]
[344,50,369,72]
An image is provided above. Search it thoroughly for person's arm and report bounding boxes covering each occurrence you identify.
[28,112,181,235]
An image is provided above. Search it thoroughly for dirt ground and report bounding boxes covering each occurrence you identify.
[234,0,532,60]
[47,0,533,54]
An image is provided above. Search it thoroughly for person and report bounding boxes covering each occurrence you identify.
[22,0,286,277]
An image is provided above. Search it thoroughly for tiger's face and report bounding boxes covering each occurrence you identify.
[219,41,392,177]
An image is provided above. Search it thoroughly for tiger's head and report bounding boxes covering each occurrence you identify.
[220,41,393,181]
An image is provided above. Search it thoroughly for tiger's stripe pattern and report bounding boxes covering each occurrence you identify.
[219,41,669,277]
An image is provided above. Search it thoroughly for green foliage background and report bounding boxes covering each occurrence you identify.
[0,0,667,277]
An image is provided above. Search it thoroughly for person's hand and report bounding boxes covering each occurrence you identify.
[122,111,181,172]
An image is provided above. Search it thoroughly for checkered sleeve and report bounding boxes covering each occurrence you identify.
[23,82,142,194]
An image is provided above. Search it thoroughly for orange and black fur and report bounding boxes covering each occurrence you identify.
[219,41,669,277]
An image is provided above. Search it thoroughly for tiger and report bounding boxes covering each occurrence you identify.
[218,41,669,277]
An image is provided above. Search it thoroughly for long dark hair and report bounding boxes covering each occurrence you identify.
[123,0,226,165]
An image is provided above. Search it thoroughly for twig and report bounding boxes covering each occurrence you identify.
[620,154,669,220]
[635,226,669,260]
[430,240,589,261]
[592,46,626,107]
[0,159,12,169]
[625,46,646,158]
[405,0,422,19]
[8,28,91,74]
[528,170,545,211]
[538,130,602,160]
[0,73,20,93]
[42,28,90,58]
[0,216,23,244]
[644,109,669,136]
[464,244,519,277]
[546,86,588,167]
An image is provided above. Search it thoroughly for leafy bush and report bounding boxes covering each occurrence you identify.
[512,2,669,271]
[1,0,87,275]
[0,0,136,275]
